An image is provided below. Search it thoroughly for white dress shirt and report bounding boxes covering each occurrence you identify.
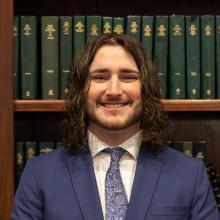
[88,130,142,218]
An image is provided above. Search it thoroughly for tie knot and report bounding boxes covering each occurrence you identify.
[104,147,125,162]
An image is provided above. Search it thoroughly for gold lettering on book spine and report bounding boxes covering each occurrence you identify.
[173,25,181,36]
[103,23,111,33]
[144,25,151,37]
[91,24,98,36]
[13,25,18,36]
[206,90,211,96]
[40,147,53,154]
[26,91,31,97]
[189,24,197,36]
[75,22,85,32]
[45,25,56,39]
[49,89,55,96]
[176,88,181,95]
[204,25,212,37]
[114,25,124,34]
[158,25,166,37]
[130,22,138,33]
[17,153,23,165]
[63,22,70,35]
[192,89,197,95]
[27,148,35,159]
[24,24,32,36]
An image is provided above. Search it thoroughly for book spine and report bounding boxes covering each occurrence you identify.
[216,16,220,98]
[185,16,201,98]
[86,16,102,43]
[169,15,186,99]
[153,16,168,98]
[13,16,20,99]
[193,141,207,162]
[113,17,125,35]
[60,16,72,99]
[102,17,113,34]
[73,16,85,59]
[141,16,154,59]
[41,16,59,99]
[126,15,141,42]
[201,15,215,98]
[20,16,38,99]
[38,142,55,154]
[25,141,37,161]
[182,141,193,157]
[171,141,183,152]
[15,142,24,188]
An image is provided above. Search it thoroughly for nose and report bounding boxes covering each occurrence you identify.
[105,76,122,97]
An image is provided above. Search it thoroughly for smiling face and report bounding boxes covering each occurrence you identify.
[85,45,143,136]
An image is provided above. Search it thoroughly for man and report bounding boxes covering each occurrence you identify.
[11,34,219,219]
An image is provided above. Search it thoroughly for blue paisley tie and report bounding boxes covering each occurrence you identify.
[104,147,128,220]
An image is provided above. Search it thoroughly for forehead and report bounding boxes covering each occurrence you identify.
[90,45,138,68]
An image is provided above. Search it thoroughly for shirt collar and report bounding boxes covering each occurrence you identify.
[88,130,142,161]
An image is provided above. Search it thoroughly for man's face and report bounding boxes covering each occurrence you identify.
[86,45,143,133]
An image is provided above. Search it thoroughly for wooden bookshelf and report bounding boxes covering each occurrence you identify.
[14,99,220,112]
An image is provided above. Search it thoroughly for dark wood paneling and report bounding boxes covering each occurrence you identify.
[0,0,14,219]
[168,112,220,173]
[14,0,220,16]
[15,112,64,141]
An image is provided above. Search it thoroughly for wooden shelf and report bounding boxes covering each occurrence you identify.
[14,99,220,112]
[14,100,66,112]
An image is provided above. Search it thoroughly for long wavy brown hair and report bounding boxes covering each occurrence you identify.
[62,33,169,153]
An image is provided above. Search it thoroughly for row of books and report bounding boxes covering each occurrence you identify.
[14,140,220,209]
[14,15,220,99]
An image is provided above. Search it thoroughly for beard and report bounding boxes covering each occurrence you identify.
[85,100,143,131]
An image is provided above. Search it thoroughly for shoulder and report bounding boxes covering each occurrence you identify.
[161,146,206,177]
[25,146,72,177]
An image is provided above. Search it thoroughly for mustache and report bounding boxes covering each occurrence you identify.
[98,96,133,103]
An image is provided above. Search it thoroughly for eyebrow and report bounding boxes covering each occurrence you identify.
[89,68,139,74]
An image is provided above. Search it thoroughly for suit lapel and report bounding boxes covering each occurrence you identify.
[126,144,163,220]
[65,147,104,220]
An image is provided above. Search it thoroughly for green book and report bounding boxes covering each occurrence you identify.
[153,16,168,98]
[56,142,63,149]
[86,16,102,43]
[41,16,59,99]
[201,15,215,98]
[171,141,183,152]
[73,16,85,59]
[113,17,125,35]
[102,17,113,34]
[169,15,186,99]
[182,141,193,157]
[185,16,201,99]
[60,16,72,99]
[13,16,20,99]
[193,141,207,162]
[38,141,55,154]
[141,16,154,59]
[25,141,37,161]
[126,15,141,42]
[216,16,220,98]
[20,16,38,99]
[15,142,24,188]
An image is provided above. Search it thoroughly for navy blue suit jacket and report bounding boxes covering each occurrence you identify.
[11,144,220,220]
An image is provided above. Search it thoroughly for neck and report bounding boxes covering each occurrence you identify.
[88,123,140,146]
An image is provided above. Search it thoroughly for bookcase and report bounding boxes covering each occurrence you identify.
[1,0,220,219]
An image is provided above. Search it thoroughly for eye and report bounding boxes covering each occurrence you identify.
[120,74,139,82]
[90,74,109,82]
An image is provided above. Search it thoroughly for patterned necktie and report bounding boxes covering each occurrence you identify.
[104,147,128,220]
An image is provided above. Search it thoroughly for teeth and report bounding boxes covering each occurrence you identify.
[103,104,125,108]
